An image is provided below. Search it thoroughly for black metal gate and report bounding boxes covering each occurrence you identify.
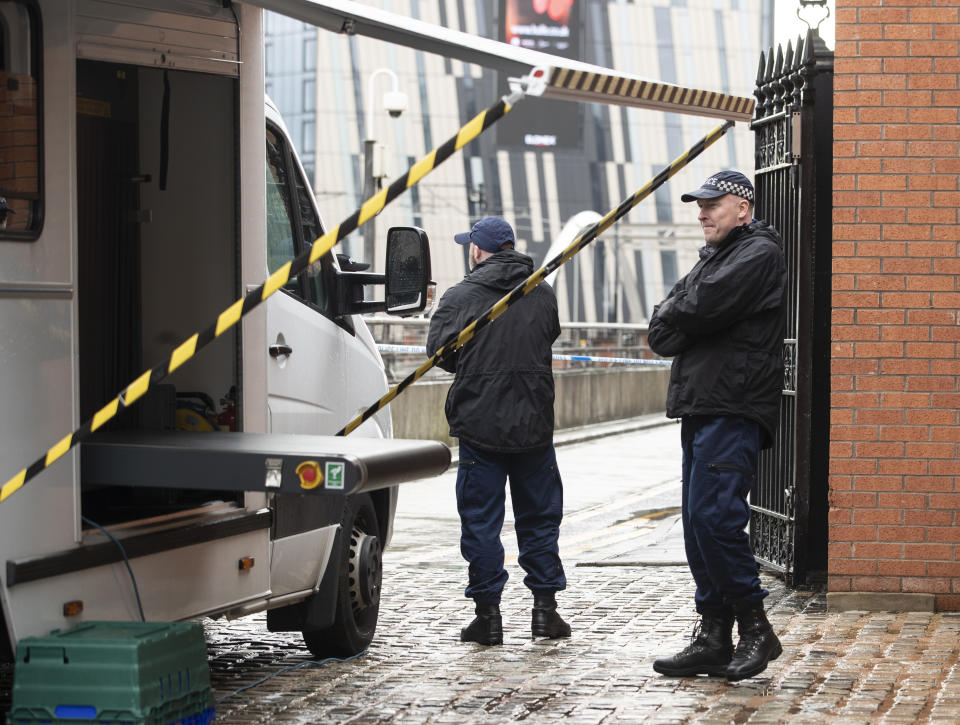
[749,31,833,586]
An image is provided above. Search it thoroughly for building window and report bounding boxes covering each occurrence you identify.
[302,78,315,112]
[0,1,42,240]
[661,250,679,292]
[264,41,274,74]
[302,119,315,154]
[303,34,316,71]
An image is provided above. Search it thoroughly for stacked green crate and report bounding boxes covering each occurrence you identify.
[7,621,214,724]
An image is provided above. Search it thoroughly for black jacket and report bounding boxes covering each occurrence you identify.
[647,220,786,447]
[426,249,559,451]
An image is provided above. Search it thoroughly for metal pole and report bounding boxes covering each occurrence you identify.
[615,227,622,324]
[363,68,401,265]
[362,137,377,264]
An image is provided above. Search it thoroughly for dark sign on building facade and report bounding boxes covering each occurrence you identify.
[497,0,583,150]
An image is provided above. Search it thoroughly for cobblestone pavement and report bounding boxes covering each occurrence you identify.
[202,422,960,724]
[204,572,960,724]
[3,420,960,723]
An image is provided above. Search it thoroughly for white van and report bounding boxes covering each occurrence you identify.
[0,0,447,662]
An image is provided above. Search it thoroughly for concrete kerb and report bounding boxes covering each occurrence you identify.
[826,592,937,612]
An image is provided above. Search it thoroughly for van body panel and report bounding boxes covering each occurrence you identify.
[75,0,240,76]
[266,291,346,435]
[4,529,271,642]
[0,298,76,561]
[0,5,80,584]
[343,324,392,440]
[238,3,269,437]
[269,525,338,596]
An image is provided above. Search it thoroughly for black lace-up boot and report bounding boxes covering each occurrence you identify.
[531,592,571,639]
[725,602,782,681]
[460,601,503,646]
[652,610,735,677]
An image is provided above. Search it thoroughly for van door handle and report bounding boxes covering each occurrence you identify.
[269,344,293,358]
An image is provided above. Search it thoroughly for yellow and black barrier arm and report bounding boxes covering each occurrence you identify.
[338,119,734,437]
[0,90,524,505]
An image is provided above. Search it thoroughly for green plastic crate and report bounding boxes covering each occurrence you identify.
[7,621,214,725]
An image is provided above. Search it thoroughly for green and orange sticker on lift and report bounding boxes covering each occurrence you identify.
[295,460,345,490]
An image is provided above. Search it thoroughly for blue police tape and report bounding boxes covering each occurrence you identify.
[376,344,673,367]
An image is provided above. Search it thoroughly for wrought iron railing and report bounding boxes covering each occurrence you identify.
[749,29,833,585]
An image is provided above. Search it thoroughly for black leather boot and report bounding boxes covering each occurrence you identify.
[652,610,734,677]
[460,601,503,646]
[531,592,571,639]
[725,602,782,681]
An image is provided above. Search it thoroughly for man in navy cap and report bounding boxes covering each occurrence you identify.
[426,216,570,646]
[648,171,787,681]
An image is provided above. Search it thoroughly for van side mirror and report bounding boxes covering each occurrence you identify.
[331,226,434,318]
[385,226,435,317]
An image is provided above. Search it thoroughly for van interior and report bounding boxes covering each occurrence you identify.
[77,60,243,525]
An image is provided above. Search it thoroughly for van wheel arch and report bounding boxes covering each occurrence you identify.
[301,492,381,658]
[369,488,391,545]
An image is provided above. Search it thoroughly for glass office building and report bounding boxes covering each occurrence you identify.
[265,0,774,322]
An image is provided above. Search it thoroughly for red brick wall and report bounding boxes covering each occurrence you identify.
[832,0,960,609]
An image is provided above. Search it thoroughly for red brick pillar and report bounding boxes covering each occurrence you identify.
[832,0,960,610]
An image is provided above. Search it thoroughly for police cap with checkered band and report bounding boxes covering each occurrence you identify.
[680,170,754,204]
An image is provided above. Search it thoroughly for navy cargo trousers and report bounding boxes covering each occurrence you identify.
[455,440,567,604]
[681,415,768,613]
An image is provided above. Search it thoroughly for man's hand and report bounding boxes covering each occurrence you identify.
[654,296,677,324]
[648,301,695,357]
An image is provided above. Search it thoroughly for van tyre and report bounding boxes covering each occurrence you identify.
[302,493,382,658]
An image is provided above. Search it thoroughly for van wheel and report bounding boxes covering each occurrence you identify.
[302,493,382,658]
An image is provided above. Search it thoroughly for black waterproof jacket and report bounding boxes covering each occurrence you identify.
[647,220,786,447]
[426,249,559,452]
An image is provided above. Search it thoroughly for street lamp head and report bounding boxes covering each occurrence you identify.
[383,89,408,118]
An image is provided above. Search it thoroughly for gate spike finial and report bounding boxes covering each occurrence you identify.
[754,50,767,118]
[761,46,777,116]
[803,28,816,64]
[789,39,805,106]
[774,44,785,79]
[785,39,795,73]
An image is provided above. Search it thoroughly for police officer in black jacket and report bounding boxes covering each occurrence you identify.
[648,171,786,681]
[427,216,570,646]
